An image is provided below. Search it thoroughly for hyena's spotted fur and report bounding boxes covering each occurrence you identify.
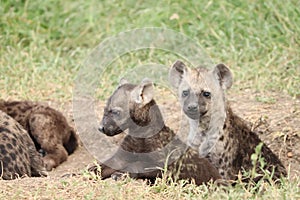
[169,60,287,182]
[0,100,78,171]
[0,110,46,180]
[90,78,222,185]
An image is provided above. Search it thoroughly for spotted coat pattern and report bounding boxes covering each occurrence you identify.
[0,100,78,171]
[0,110,46,180]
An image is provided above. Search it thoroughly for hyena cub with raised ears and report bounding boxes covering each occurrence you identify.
[0,100,78,171]
[92,78,222,185]
[169,60,286,182]
[0,110,46,179]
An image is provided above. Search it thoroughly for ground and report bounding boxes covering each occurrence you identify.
[51,90,299,179]
[0,90,299,199]
[15,90,300,178]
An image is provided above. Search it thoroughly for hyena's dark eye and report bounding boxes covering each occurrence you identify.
[202,91,211,98]
[182,90,190,97]
[111,109,120,116]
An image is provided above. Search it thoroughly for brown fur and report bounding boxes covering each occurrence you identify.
[0,100,78,171]
[0,110,46,179]
[169,61,287,182]
[217,106,287,181]
[90,79,222,185]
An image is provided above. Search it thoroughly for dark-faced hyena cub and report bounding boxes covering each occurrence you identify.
[90,78,222,185]
[169,60,287,182]
[0,100,78,171]
[0,110,46,180]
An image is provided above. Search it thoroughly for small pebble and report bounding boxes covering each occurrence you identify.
[287,152,293,158]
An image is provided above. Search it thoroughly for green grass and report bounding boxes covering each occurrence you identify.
[0,174,299,200]
[1,0,299,101]
[0,0,300,199]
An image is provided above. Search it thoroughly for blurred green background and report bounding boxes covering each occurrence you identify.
[1,0,299,101]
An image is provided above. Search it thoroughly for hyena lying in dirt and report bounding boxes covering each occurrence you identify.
[0,100,78,171]
[90,78,222,185]
[0,110,47,180]
[169,60,287,182]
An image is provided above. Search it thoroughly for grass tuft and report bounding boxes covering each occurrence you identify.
[1,0,299,101]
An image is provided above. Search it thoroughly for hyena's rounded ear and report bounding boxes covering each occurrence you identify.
[118,78,129,87]
[213,63,233,90]
[131,78,154,105]
[169,60,187,89]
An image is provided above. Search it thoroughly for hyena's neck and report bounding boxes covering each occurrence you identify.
[188,101,228,157]
[122,100,176,152]
[128,100,166,138]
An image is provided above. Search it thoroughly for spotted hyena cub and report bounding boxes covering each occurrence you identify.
[0,110,46,180]
[169,60,287,182]
[0,100,78,171]
[90,78,222,185]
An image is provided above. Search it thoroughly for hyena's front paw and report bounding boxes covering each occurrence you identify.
[187,135,204,150]
[187,140,200,150]
[43,157,56,171]
[187,134,202,150]
[111,172,129,181]
[198,141,212,158]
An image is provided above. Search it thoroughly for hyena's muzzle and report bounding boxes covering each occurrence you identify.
[182,90,209,120]
[98,113,123,136]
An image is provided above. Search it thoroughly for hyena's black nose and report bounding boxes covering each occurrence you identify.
[98,125,105,133]
[187,103,198,111]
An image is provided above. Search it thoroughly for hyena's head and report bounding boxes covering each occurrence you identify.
[169,60,233,121]
[98,78,155,136]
